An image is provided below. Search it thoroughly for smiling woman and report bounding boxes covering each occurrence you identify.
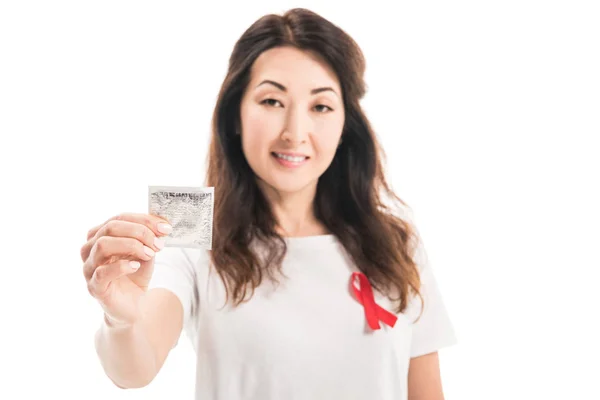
[253,76,338,168]
[240,46,345,199]
[84,7,457,400]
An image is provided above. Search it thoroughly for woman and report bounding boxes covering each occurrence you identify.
[81,8,457,400]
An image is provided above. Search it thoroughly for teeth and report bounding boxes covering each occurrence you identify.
[274,153,306,163]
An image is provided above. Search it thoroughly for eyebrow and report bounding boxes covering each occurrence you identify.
[256,79,338,96]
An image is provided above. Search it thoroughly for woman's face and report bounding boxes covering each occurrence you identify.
[239,46,345,197]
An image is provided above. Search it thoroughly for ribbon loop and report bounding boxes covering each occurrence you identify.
[351,272,398,330]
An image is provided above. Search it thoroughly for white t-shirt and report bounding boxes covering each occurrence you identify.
[148,234,457,400]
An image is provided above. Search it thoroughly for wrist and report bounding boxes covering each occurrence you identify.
[103,313,135,330]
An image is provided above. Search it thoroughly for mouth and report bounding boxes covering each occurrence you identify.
[271,152,310,167]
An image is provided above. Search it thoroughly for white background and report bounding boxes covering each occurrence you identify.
[1,1,598,399]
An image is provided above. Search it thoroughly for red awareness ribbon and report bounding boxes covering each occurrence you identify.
[350,272,398,330]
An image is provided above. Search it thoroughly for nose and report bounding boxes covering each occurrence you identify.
[281,106,310,145]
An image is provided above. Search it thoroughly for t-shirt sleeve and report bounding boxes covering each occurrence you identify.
[407,232,458,358]
[147,247,199,338]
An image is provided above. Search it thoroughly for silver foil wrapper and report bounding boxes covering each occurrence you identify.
[148,185,214,250]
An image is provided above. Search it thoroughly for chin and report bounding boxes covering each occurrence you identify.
[258,174,317,196]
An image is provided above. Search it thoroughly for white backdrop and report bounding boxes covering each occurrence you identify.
[1,1,598,399]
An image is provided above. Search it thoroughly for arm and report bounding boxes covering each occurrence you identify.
[407,351,445,400]
[94,288,183,388]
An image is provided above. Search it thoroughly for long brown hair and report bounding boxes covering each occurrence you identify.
[205,8,423,314]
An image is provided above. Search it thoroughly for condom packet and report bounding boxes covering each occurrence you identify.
[148,185,214,250]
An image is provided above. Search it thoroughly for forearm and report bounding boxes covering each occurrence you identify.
[94,315,159,389]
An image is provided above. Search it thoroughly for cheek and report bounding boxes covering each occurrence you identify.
[241,107,269,155]
[244,107,266,132]
[314,116,344,156]
[242,105,280,143]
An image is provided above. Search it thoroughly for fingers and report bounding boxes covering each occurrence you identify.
[81,212,173,295]
[81,213,172,263]
[102,220,164,251]
[81,219,164,262]
[83,236,155,280]
[87,259,142,299]
[86,212,172,241]
[86,222,104,241]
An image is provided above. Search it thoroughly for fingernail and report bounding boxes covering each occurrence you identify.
[157,223,173,235]
[129,261,141,270]
[154,237,165,250]
[143,246,155,257]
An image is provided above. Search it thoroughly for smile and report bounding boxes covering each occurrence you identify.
[271,152,310,168]
[273,152,307,162]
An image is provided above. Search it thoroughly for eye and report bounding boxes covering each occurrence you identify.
[261,98,283,107]
[314,104,333,113]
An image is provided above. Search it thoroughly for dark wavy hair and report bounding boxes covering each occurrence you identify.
[205,8,423,314]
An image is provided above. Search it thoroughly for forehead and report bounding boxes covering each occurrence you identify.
[249,46,341,91]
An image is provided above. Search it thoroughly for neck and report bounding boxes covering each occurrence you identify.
[258,181,328,237]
